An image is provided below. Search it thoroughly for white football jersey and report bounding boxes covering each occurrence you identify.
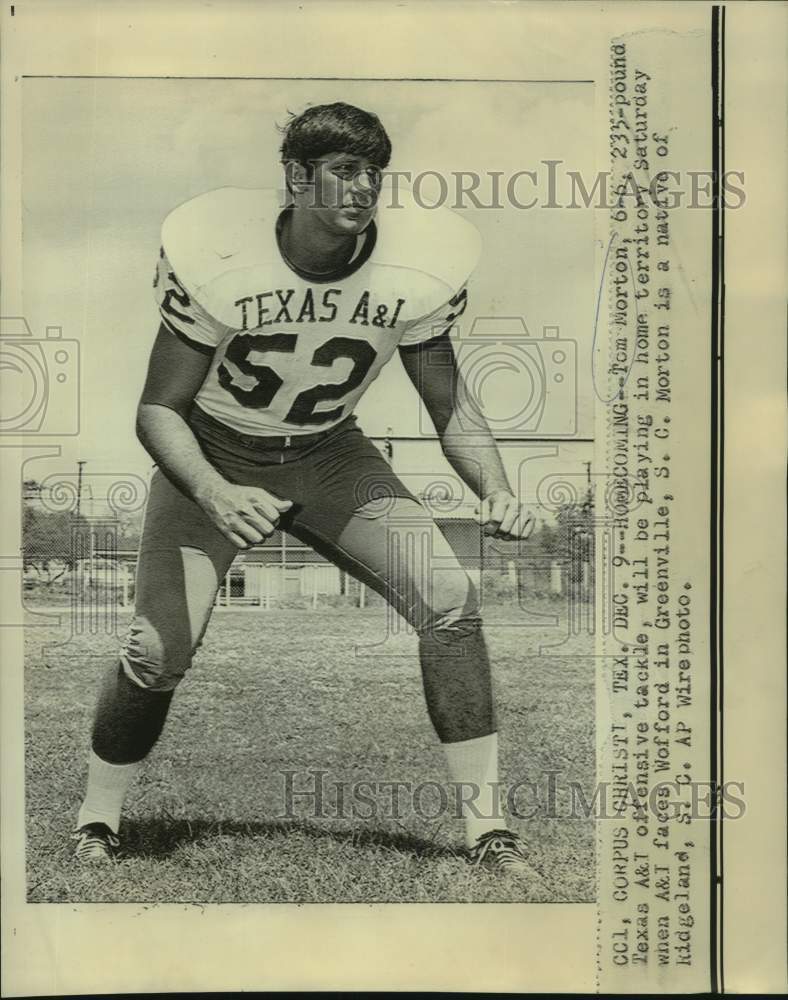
[153,187,480,436]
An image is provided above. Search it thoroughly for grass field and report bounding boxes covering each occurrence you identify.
[25,601,595,904]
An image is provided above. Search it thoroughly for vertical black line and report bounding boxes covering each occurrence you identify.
[710,4,725,995]
[719,5,726,991]
[710,5,718,990]
[719,8,726,994]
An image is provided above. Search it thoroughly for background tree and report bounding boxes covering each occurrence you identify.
[555,497,595,592]
[22,481,91,585]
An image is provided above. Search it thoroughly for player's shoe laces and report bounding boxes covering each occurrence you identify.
[71,822,120,862]
[469,828,530,872]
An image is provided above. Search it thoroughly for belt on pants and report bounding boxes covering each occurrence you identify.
[188,404,355,456]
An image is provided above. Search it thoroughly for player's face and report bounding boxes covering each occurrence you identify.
[307,153,383,234]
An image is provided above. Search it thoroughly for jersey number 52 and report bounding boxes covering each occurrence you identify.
[217,332,377,427]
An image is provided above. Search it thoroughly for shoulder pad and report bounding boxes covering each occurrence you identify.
[374,190,481,296]
[161,187,281,295]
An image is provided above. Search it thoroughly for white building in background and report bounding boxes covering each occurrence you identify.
[242,561,342,604]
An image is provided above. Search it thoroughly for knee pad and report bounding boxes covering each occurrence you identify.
[427,608,483,640]
[420,577,483,642]
[119,615,192,692]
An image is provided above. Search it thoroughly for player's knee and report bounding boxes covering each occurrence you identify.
[119,615,192,692]
[421,574,482,641]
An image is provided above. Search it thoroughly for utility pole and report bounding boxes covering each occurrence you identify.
[583,460,592,512]
[76,460,86,519]
[581,460,593,594]
[75,459,90,595]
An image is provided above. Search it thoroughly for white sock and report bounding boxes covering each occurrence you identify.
[442,732,506,847]
[76,751,142,834]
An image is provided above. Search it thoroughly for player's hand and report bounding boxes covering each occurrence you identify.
[475,490,535,541]
[196,480,293,548]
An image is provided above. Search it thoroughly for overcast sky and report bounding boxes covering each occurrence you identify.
[19,77,595,505]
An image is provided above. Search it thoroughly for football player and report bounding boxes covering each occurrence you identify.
[73,103,535,875]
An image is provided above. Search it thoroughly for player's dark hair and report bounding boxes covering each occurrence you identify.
[279,102,392,169]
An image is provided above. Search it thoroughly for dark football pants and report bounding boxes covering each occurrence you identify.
[119,410,485,695]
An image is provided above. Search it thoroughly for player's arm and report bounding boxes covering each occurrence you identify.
[399,331,534,541]
[136,323,225,504]
[137,327,292,548]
